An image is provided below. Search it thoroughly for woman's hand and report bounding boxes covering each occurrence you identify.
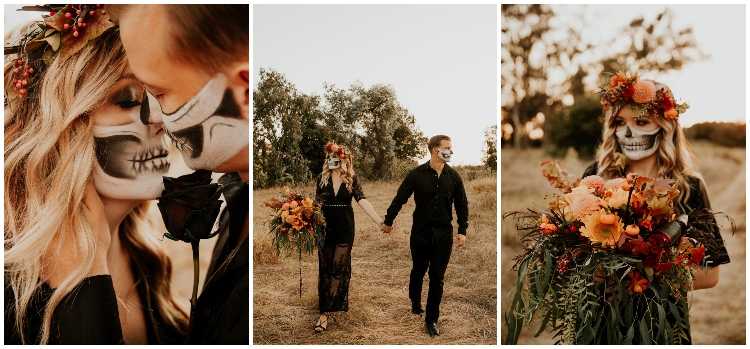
[692,265,720,290]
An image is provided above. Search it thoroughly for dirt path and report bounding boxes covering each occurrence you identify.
[689,154,746,344]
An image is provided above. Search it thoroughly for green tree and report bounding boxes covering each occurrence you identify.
[253,68,319,188]
[501,4,556,150]
[323,82,426,180]
[547,95,603,159]
[483,125,497,171]
[599,9,707,77]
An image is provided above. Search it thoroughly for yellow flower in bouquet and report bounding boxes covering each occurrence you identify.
[580,208,623,247]
[606,187,630,209]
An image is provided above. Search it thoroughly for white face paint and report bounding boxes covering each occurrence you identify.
[93,79,170,200]
[327,157,341,169]
[616,126,662,161]
[146,74,249,171]
[436,148,453,162]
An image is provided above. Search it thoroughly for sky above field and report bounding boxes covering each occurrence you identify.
[547,4,746,127]
[253,5,497,165]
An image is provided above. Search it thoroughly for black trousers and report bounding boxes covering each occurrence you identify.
[408,235,453,324]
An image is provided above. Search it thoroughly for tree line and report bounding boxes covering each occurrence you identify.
[253,68,498,189]
[501,5,716,158]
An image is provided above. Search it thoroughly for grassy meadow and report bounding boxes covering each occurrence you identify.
[500,142,746,344]
[253,172,497,344]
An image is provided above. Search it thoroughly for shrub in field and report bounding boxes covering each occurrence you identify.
[685,122,745,148]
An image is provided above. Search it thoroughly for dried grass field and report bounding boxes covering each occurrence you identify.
[500,142,746,344]
[253,173,497,344]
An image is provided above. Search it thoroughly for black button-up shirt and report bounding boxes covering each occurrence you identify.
[384,161,469,243]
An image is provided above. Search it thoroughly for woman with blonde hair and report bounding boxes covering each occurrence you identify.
[313,142,383,332]
[584,71,730,343]
[4,8,187,344]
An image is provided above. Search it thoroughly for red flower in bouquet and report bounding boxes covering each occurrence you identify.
[627,270,650,294]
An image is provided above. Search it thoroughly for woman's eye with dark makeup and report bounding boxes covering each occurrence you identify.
[614,119,625,126]
[636,119,650,126]
[116,100,142,109]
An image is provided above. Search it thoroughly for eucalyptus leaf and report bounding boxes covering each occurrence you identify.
[639,317,650,344]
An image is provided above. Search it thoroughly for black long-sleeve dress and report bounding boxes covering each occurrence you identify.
[315,173,366,314]
[4,273,184,344]
[583,162,730,344]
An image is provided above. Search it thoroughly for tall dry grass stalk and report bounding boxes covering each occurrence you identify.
[253,173,497,344]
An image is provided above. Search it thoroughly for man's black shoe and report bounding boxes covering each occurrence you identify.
[411,301,424,316]
[426,322,440,337]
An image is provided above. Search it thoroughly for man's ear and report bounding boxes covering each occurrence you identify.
[226,61,249,120]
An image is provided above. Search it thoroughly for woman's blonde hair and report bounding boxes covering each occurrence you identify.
[594,82,698,214]
[319,146,355,194]
[4,24,187,344]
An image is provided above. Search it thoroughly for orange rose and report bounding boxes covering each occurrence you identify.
[663,108,678,120]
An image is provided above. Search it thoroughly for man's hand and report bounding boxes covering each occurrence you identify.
[382,224,393,234]
[456,234,466,247]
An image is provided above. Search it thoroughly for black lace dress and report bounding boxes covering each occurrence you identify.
[315,174,366,314]
[583,163,730,344]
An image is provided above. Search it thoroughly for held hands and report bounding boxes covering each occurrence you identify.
[381,223,393,234]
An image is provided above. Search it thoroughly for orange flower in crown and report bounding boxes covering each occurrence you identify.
[325,141,348,159]
[599,70,689,120]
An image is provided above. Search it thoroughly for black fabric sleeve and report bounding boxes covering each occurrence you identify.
[352,175,366,202]
[384,170,416,226]
[50,275,124,344]
[685,176,730,267]
[582,162,598,178]
[453,171,469,236]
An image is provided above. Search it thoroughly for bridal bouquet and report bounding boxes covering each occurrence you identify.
[264,187,326,256]
[264,187,326,297]
[504,161,714,345]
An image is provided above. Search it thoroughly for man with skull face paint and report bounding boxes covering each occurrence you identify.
[110,4,249,344]
[584,73,730,344]
[383,135,469,337]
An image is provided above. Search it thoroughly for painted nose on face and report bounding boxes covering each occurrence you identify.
[624,126,633,138]
[140,88,164,125]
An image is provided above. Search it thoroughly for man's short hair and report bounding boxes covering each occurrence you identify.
[109,5,248,74]
[428,135,451,152]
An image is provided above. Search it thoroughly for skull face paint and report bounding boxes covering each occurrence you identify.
[327,155,341,169]
[436,148,453,162]
[92,79,170,200]
[616,126,662,161]
[143,74,249,171]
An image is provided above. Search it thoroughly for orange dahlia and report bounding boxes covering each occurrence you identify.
[632,80,656,103]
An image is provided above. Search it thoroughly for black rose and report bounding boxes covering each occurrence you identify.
[157,170,224,243]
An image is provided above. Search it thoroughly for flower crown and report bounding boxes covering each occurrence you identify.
[4,5,115,101]
[325,141,347,159]
[599,71,689,121]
